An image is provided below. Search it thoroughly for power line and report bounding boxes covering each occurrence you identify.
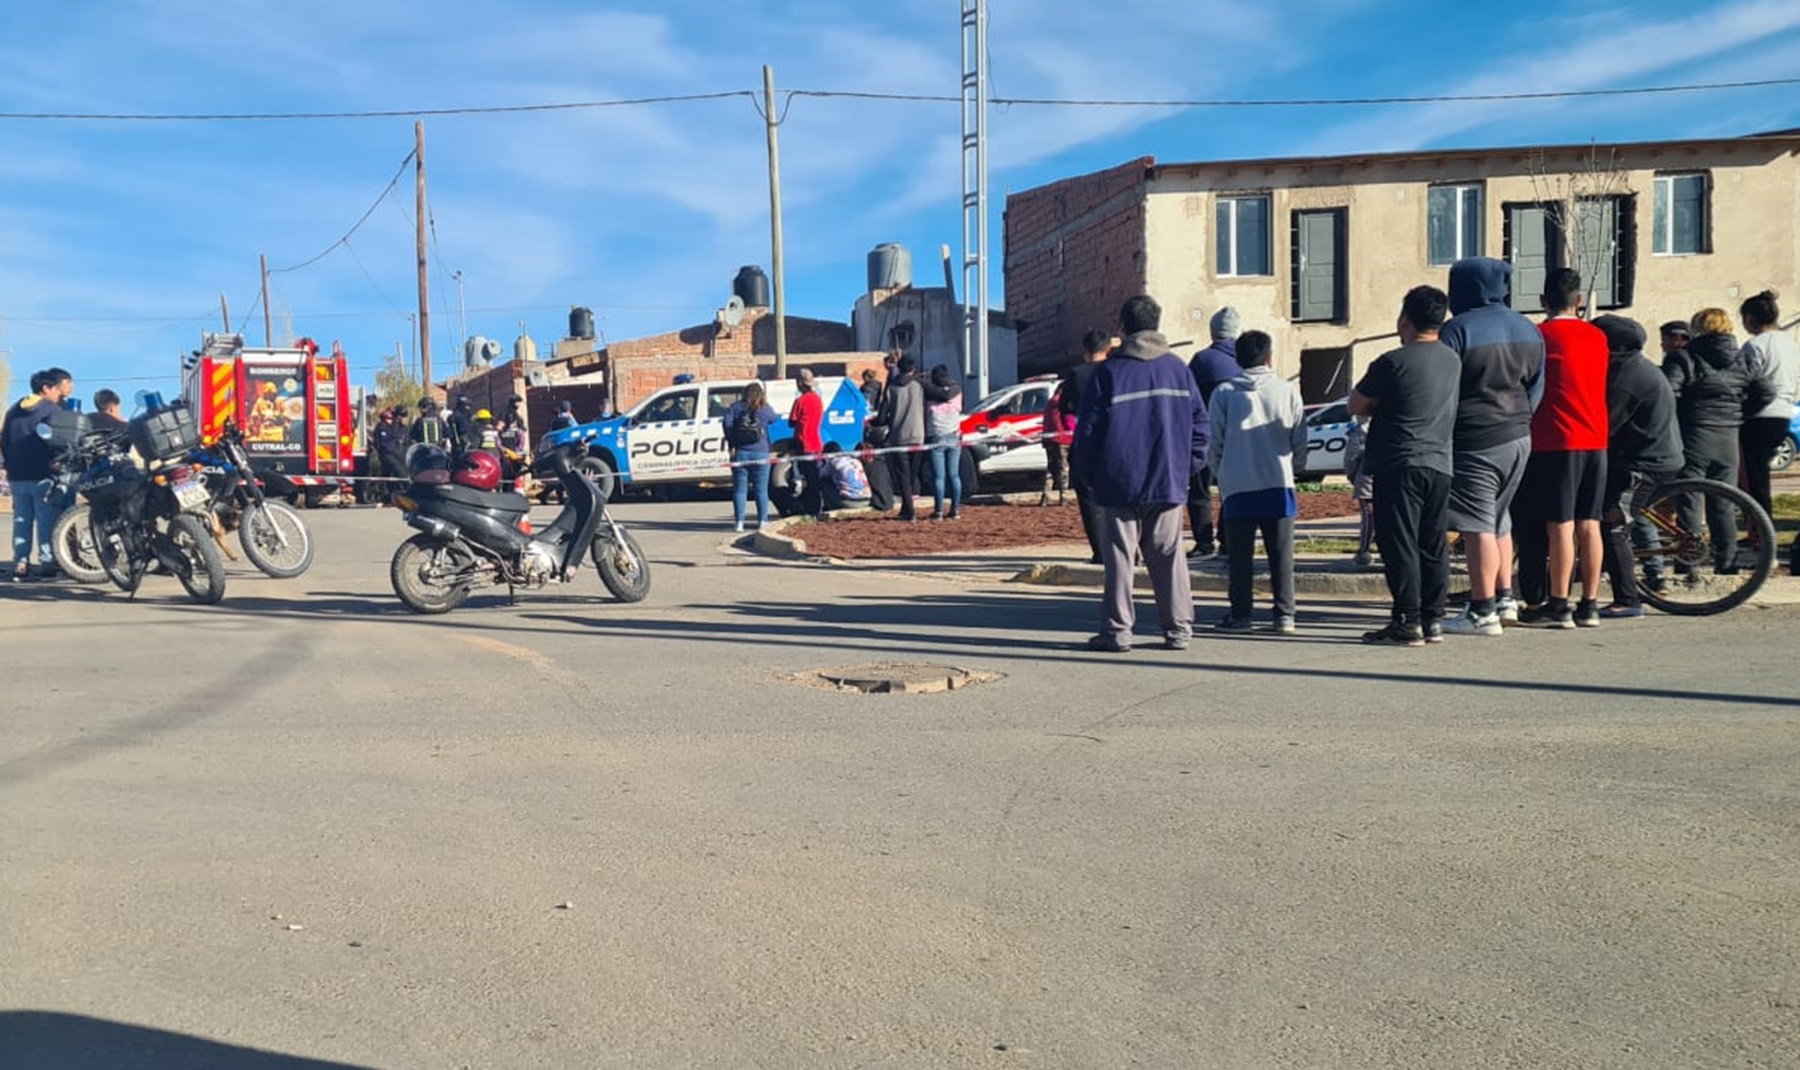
[0,91,755,122]
[4,78,1798,124]
[268,150,416,273]
[794,76,1800,108]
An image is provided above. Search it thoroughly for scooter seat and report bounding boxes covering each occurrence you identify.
[414,482,531,515]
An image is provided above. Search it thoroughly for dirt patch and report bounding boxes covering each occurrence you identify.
[787,491,1356,560]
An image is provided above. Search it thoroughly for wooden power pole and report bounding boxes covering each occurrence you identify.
[259,254,273,347]
[415,120,433,392]
[763,65,788,378]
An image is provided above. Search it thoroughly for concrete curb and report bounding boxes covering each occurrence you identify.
[1014,560,1400,597]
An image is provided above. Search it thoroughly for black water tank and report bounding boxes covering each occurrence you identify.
[733,266,770,309]
[867,243,912,292]
[569,306,595,340]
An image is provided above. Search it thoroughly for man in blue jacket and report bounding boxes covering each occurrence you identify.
[1185,307,1241,558]
[1074,295,1209,652]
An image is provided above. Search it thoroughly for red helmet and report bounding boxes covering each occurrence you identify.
[452,450,502,491]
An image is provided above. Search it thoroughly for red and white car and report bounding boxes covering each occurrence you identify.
[960,375,1060,479]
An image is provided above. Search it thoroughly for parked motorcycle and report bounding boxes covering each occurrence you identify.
[47,420,129,584]
[387,432,650,615]
[49,397,227,605]
[189,417,316,578]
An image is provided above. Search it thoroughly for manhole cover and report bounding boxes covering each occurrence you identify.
[796,662,1002,694]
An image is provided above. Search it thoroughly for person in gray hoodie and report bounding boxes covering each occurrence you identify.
[1206,331,1306,634]
[876,355,926,521]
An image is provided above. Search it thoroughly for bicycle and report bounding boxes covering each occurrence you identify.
[1624,476,1776,616]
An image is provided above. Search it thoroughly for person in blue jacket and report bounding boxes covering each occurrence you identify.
[1073,295,1209,653]
[723,381,778,533]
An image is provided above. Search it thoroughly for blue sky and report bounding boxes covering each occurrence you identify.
[3,0,1800,399]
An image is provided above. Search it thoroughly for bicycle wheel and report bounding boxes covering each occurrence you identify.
[1634,477,1774,616]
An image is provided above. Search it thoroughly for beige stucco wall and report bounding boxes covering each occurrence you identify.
[1143,139,1800,391]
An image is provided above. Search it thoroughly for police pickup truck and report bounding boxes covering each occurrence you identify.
[542,376,868,499]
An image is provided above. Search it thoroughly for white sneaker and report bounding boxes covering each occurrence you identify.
[1495,596,1520,624]
[734,522,745,533]
[1442,607,1503,637]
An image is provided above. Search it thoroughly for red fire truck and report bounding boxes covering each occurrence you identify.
[182,332,355,505]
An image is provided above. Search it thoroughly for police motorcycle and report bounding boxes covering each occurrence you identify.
[46,413,129,584]
[387,428,650,615]
[52,393,229,604]
[188,417,315,578]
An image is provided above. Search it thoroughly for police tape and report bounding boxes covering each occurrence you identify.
[293,428,1063,486]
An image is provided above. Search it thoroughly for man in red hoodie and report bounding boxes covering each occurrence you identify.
[1516,268,1611,629]
[789,368,826,521]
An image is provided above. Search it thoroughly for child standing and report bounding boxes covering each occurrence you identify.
[1206,331,1307,634]
[1343,413,1376,566]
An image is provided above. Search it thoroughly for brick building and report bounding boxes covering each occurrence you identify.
[443,306,887,434]
[1005,132,1800,400]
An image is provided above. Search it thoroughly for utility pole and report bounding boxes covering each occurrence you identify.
[415,120,433,393]
[260,253,273,347]
[763,65,788,378]
[219,293,230,332]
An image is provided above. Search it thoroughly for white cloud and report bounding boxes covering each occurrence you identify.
[1300,0,1800,155]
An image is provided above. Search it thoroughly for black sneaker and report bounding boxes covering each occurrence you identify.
[1085,633,1131,653]
[1423,620,1444,644]
[1573,600,1601,628]
[1517,603,1575,630]
[1362,621,1425,647]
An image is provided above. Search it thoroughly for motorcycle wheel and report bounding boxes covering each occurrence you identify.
[239,501,315,578]
[96,519,142,593]
[51,505,106,584]
[167,515,228,605]
[592,527,651,603]
[391,534,475,614]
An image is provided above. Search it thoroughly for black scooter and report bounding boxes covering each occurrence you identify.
[387,432,650,614]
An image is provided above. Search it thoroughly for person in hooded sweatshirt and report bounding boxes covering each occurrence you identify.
[1073,294,1208,652]
[1437,258,1545,637]
[1591,314,1683,618]
[1185,307,1242,558]
[1664,307,1774,571]
[876,354,926,521]
[1207,330,1306,635]
[2,367,76,581]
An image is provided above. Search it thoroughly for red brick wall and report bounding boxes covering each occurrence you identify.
[1005,157,1154,376]
[610,352,888,412]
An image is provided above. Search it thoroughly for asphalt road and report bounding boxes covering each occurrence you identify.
[1,500,1796,1069]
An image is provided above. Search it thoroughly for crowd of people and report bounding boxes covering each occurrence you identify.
[1061,260,1796,651]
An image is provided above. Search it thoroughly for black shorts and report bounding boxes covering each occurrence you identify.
[1523,449,1608,523]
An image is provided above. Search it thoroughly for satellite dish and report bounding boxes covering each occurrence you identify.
[526,368,550,388]
[721,294,746,328]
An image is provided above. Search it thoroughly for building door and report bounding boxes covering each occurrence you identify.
[1292,209,1347,323]
[1504,203,1557,313]
[1573,195,1634,309]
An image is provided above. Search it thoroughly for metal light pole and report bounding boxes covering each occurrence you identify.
[452,270,468,354]
[960,0,991,398]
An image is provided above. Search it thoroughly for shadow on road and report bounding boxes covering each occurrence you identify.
[0,1011,384,1069]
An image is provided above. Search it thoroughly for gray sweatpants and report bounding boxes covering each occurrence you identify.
[1099,504,1193,643]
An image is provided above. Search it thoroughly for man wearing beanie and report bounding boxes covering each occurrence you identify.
[1593,314,1683,617]
[1186,307,1242,558]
